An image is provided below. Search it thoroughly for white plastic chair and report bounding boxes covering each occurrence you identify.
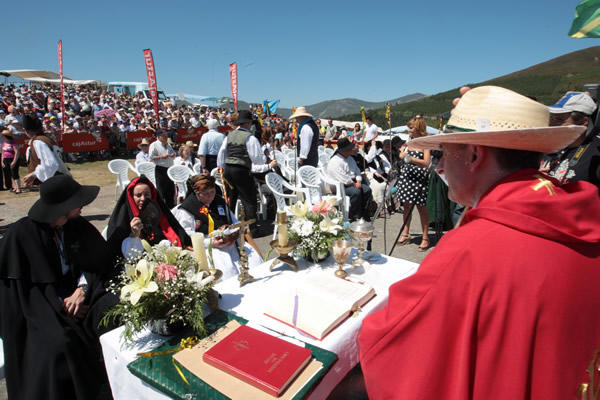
[108,159,135,200]
[265,172,309,212]
[167,165,192,205]
[318,153,330,169]
[319,169,350,220]
[297,165,323,205]
[193,163,203,175]
[136,161,157,188]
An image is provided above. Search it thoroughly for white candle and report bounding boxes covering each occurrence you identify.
[277,211,288,247]
[191,233,209,272]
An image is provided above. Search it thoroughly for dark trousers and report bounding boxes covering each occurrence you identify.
[345,183,372,221]
[224,164,258,235]
[205,155,218,173]
[155,165,175,209]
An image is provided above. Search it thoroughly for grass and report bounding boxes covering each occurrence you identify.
[0,158,137,201]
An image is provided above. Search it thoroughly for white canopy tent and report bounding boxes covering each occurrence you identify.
[0,69,104,86]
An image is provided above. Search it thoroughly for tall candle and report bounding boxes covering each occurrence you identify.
[191,233,209,272]
[277,211,288,247]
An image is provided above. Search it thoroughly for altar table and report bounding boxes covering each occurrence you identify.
[100,252,419,399]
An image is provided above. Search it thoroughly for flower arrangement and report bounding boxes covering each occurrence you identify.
[288,199,349,263]
[102,240,215,342]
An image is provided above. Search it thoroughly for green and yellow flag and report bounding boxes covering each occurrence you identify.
[385,103,391,121]
[569,0,600,38]
[361,106,366,124]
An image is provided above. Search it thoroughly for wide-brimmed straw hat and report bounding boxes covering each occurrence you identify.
[28,175,99,223]
[184,140,198,148]
[137,138,151,149]
[410,86,585,154]
[289,106,313,120]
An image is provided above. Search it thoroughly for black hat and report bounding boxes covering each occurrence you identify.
[336,137,355,153]
[23,114,43,133]
[28,175,100,223]
[237,110,254,124]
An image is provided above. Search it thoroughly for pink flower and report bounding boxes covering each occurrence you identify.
[311,200,333,215]
[155,264,179,281]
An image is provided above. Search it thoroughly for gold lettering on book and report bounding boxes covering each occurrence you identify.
[232,340,249,351]
[578,348,600,400]
[531,175,556,196]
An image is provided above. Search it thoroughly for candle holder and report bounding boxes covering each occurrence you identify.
[332,240,352,278]
[269,239,298,272]
[237,247,254,287]
[349,218,375,268]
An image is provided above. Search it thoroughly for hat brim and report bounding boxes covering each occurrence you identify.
[289,111,313,120]
[409,125,585,154]
[28,185,100,223]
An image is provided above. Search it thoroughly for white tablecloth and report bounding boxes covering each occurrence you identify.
[100,251,419,399]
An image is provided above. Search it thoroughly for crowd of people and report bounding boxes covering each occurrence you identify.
[0,80,599,399]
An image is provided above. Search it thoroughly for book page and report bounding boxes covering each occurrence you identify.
[264,274,375,339]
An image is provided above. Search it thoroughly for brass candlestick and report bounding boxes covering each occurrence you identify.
[269,239,298,272]
[236,203,255,287]
[332,240,352,278]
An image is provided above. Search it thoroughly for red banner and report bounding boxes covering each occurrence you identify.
[176,127,206,143]
[127,131,156,149]
[58,40,65,134]
[61,133,109,153]
[217,125,233,134]
[143,49,160,118]
[229,62,238,112]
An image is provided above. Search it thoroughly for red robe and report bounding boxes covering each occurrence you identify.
[359,169,600,399]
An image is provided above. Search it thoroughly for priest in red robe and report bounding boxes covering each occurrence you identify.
[359,86,600,399]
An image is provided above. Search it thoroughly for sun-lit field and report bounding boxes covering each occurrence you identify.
[0,158,137,200]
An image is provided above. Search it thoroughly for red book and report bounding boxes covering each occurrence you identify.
[203,325,312,397]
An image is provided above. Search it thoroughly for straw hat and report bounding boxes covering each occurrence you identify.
[137,138,151,149]
[184,140,198,148]
[1,129,14,137]
[410,86,585,154]
[289,106,313,120]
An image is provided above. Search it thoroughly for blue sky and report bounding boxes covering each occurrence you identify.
[2,0,597,107]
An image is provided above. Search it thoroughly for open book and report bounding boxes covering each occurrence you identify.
[264,275,376,340]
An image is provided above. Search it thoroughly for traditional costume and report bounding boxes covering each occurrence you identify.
[171,174,263,280]
[0,175,117,400]
[106,175,191,257]
[359,86,600,399]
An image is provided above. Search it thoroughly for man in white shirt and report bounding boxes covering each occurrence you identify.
[198,119,225,173]
[148,130,176,208]
[218,110,277,235]
[327,138,372,221]
[135,138,151,168]
[22,114,71,185]
[363,116,379,142]
[289,106,319,167]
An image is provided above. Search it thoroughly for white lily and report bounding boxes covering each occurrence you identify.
[290,200,309,218]
[185,270,215,290]
[320,215,342,234]
[300,220,314,237]
[120,259,159,305]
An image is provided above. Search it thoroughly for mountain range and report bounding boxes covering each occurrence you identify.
[339,46,600,127]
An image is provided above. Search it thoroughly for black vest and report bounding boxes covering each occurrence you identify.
[179,194,230,234]
[297,119,320,167]
[225,129,252,169]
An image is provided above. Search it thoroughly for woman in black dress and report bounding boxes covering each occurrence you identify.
[395,116,431,251]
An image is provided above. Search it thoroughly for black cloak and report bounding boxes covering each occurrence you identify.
[106,175,191,251]
[0,216,117,400]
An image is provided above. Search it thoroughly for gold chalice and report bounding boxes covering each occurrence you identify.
[332,240,352,278]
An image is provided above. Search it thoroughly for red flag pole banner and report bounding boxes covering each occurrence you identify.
[58,40,65,134]
[143,49,160,122]
[229,62,238,112]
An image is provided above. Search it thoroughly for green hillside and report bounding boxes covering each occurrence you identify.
[340,46,600,128]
